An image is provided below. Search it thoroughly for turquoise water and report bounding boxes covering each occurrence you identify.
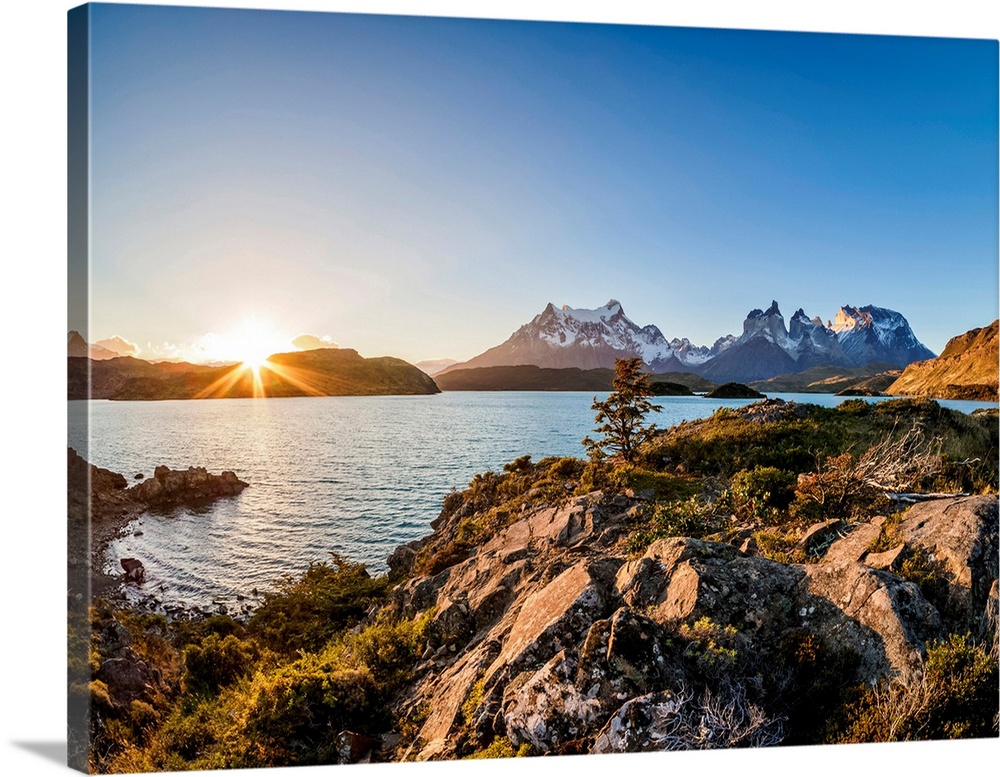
[67,392,994,611]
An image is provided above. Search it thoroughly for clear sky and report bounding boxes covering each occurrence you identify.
[79,2,998,363]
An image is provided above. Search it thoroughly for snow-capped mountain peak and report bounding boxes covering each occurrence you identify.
[443,298,935,381]
[448,300,710,373]
[832,305,935,367]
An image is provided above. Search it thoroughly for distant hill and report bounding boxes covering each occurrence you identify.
[834,372,902,396]
[434,365,714,393]
[705,382,764,399]
[69,348,440,400]
[68,330,119,360]
[414,358,458,376]
[68,356,221,400]
[886,321,998,401]
[748,363,899,394]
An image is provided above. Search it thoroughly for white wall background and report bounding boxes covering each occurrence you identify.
[1,2,997,776]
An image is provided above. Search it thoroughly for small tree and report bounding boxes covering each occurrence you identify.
[583,357,661,463]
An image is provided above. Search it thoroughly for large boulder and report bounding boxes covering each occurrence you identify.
[897,495,998,633]
[800,562,942,684]
[614,536,941,685]
[502,608,674,754]
[615,538,805,643]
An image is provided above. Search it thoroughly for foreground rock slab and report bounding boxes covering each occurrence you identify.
[389,490,997,759]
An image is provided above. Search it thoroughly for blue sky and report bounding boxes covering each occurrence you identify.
[82,3,998,361]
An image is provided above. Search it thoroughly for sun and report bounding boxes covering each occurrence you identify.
[218,318,285,371]
[235,347,272,372]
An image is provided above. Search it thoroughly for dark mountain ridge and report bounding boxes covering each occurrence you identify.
[69,349,439,400]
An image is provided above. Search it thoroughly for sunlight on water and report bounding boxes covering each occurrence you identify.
[67,392,994,612]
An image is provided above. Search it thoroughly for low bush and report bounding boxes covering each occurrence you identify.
[182,633,256,696]
[627,497,725,553]
[464,737,531,759]
[611,464,699,500]
[790,453,888,523]
[829,633,999,742]
[728,465,797,525]
[752,530,806,565]
[247,554,389,656]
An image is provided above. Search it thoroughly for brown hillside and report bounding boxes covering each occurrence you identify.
[887,321,998,401]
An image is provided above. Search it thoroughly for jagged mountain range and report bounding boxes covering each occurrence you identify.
[443,299,935,384]
[445,300,735,374]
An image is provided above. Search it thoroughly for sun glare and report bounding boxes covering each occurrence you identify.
[191,317,329,399]
[210,318,286,371]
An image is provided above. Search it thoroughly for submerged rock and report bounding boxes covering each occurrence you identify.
[120,558,145,585]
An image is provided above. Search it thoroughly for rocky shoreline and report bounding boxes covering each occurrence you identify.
[71,398,1000,770]
[68,448,248,604]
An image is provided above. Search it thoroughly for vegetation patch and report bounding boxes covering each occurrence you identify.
[414,455,585,575]
[247,554,389,656]
[627,497,726,554]
[827,633,999,742]
[752,530,807,565]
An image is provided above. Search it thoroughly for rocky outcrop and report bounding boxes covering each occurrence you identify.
[68,449,249,598]
[93,615,166,706]
[120,558,146,584]
[130,465,247,508]
[896,496,998,633]
[887,320,998,401]
[823,496,998,636]
[387,487,995,759]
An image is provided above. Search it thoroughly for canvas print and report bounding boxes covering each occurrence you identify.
[67,2,999,773]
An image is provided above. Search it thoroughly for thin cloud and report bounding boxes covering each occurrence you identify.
[292,334,340,351]
[95,335,141,357]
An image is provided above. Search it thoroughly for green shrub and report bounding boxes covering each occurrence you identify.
[154,696,227,764]
[829,633,998,742]
[868,513,904,554]
[240,662,378,766]
[247,554,388,655]
[753,530,806,565]
[898,547,950,612]
[461,679,486,726]
[612,464,699,500]
[678,617,740,683]
[728,466,797,525]
[627,497,724,553]
[464,737,530,759]
[89,679,114,712]
[182,633,255,696]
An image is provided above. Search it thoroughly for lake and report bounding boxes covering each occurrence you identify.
[67,391,994,612]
